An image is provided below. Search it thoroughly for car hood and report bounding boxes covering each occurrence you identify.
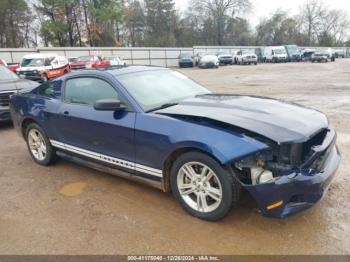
[241,53,256,57]
[70,61,89,66]
[17,66,46,72]
[0,78,39,92]
[155,94,328,144]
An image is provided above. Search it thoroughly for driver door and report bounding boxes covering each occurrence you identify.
[55,76,136,172]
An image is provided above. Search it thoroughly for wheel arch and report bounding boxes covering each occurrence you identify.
[21,117,39,138]
[162,146,229,193]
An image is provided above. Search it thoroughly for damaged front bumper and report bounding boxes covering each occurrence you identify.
[241,128,341,218]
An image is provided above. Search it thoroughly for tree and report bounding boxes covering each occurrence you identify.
[144,0,177,46]
[88,0,124,46]
[125,0,146,47]
[298,0,325,46]
[0,0,33,48]
[193,0,251,45]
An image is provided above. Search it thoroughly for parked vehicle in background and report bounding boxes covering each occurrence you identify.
[334,49,346,58]
[0,59,20,72]
[68,57,78,65]
[235,50,258,65]
[311,51,334,63]
[70,55,110,70]
[9,66,340,221]
[254,48,265,63]
[16,54,70,82]
[198,55,219,69]
[194,52,204,66]
[301,49,316,62]
[178,53,194,68]
[216,52,233,65]
[0,66,38,122]
[284,45,302,62]
[264,46,288,63]
[104,56,127,67]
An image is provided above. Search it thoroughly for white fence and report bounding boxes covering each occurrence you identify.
[0,46,349,66]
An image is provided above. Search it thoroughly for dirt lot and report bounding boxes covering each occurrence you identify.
[0,60,349,255]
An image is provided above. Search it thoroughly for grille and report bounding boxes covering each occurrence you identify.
[19,71,37,77]
[0,92,14,107]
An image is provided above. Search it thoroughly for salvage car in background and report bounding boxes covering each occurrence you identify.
[301,49,316,62]
[334,49,346,58]
[104,56,127,67]
[284,45,302,62]
[178,53,194,68]
[70,55,110,70]
[0,66,38,122]
[311,51,334,63]
[16,53,70,82]
[264,46,288,63]
[216,52,233,65]
[0,59,20,72]
[235,50,258,65]
[10,66,340,221]
[198,55,219,69]
[254,47,265,63]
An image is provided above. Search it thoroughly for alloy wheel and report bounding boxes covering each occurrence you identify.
[28,129,47,161]
[177,162,223,213]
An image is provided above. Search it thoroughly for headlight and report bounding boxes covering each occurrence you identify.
[86,64,92,69]
[234,151,279,185]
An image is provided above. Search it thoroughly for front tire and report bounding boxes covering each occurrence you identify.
[25,123,56,166]
[170,152,239,221]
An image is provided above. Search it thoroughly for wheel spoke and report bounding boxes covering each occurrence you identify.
[37,148,43,159]
[203,171,214,183]
[182,165,196,180]
[206,186,221,202]
[197,193,208,212]
[200,166,209,179]
[179,183,195,195]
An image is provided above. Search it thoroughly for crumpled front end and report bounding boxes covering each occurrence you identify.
[234,128,341,218]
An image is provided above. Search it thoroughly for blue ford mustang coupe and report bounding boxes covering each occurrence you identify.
[9,66,340,220]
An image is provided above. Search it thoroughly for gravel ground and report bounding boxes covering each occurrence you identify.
[0,60,349,255]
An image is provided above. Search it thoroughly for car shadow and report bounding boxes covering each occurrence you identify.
[0,121,13,130]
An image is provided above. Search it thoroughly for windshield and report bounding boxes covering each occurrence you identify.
[77,56,94,62]
[21,58,45,67]
[68,57,78,63]
[0,66,19,81]
[179,53,192,59]
[274,49,286,55]
[117,70,210,112]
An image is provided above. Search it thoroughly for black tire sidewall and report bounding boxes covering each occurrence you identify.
[25,123,55,166]
[170,152,234,221]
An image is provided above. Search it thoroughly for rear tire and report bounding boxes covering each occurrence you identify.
[170,152,239,221]
[25,123,57,166]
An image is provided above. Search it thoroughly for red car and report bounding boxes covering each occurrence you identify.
[0,59,19,72]
[70,55,110,70]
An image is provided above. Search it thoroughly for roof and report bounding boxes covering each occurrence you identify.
[62,65,168,79]
[22,53,58,59]
[105,65,168,76]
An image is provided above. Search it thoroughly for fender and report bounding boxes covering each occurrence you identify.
[135,113,269,170]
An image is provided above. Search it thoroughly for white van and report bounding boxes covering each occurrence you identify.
[263,46,288,63]
[16,53,70,82]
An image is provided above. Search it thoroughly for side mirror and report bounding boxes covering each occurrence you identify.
[94,99,126,111]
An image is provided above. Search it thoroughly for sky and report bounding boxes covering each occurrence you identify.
[174,0,350,26]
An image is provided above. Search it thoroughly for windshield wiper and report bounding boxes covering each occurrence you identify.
[146,102,178,113]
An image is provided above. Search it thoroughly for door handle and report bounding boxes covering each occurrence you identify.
[63,111,69,115]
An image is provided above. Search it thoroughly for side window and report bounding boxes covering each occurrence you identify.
[64,77,119,106]
[37,82,55,98]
